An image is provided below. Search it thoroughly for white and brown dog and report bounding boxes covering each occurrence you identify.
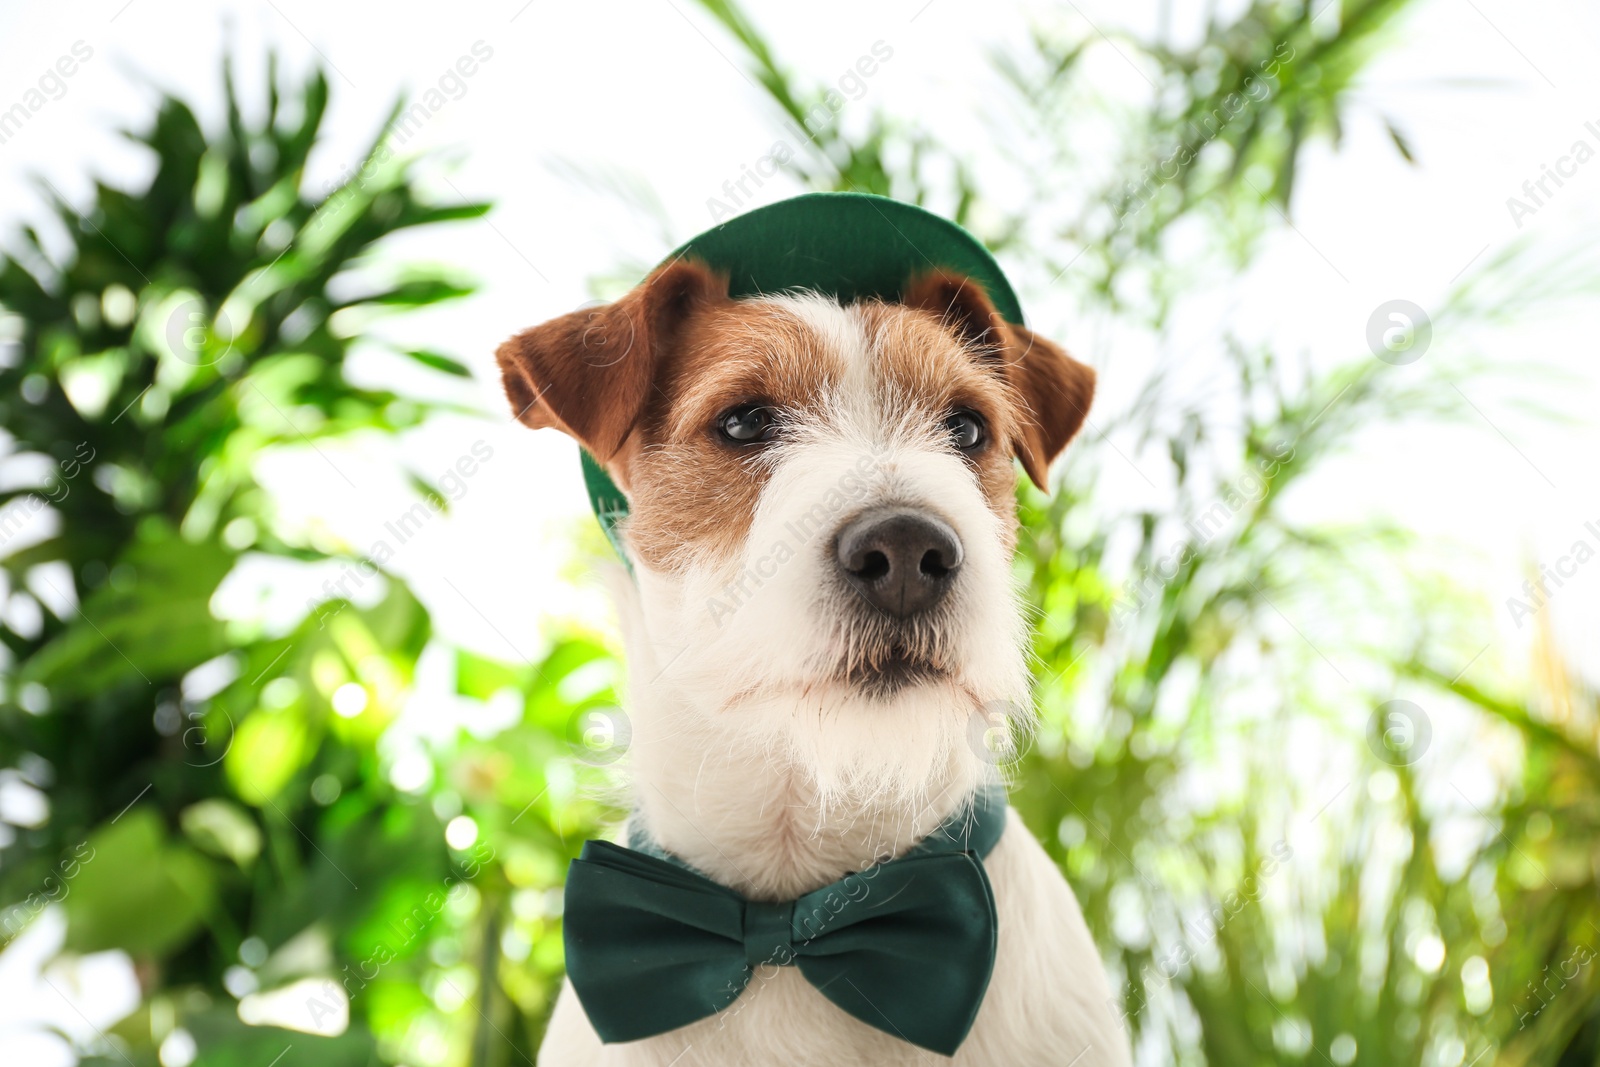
[498,254,1131,1066]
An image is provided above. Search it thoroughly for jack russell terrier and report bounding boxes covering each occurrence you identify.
[497,193,1131,1066]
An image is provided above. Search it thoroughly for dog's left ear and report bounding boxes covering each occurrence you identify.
[495,258,729,487]
[903,271,1095,489]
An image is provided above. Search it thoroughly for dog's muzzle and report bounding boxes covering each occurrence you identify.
[835,507,963,618]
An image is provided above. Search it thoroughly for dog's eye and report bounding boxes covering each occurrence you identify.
[717,404,777,444]
[945,409,986,452]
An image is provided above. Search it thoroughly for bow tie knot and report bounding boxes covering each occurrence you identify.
[744,899,795,969]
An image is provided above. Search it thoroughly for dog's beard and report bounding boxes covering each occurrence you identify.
[639,573,1026,809]
[828,600,957,698]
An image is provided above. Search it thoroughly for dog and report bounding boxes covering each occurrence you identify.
[497,255,1132,1066]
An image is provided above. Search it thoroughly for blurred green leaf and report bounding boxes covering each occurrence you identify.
[403,348,474,378]
[181,797,263,867]
[64,808,215,955]
[226,707,309,806]
[20,527,234,699]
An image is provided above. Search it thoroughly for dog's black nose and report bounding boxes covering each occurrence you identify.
[835,508,963,618]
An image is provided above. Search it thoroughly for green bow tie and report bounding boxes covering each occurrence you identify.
[561,785,1008,1057]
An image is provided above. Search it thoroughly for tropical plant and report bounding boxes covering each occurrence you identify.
[0,56,615,1067]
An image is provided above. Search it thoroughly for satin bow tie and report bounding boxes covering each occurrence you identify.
[561,785,1008,1057]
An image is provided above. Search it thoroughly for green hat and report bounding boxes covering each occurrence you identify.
[582,191,1024,565]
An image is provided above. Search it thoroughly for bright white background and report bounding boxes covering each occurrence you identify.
[1,0,1597,1061]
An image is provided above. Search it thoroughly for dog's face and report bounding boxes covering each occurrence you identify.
[498,260,1093,800]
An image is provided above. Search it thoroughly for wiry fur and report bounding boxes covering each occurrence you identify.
[500,276,1129,1066]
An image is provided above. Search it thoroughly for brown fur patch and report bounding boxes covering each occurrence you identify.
[623,300,843,570]
[493,258,730,478]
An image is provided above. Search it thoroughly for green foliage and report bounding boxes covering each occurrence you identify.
[64,809,215,957]
[1078,0,1418,284]
[693,0,988,225]
[0,56,609,1067]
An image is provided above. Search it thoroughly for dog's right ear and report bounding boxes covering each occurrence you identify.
[495,258,728,470]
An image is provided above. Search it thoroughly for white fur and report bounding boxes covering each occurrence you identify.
[537,298,1131,1066]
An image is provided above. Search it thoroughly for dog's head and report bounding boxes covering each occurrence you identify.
[498,259,1093,800]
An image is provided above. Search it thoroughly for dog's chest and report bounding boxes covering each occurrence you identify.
[630,773,952,902]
